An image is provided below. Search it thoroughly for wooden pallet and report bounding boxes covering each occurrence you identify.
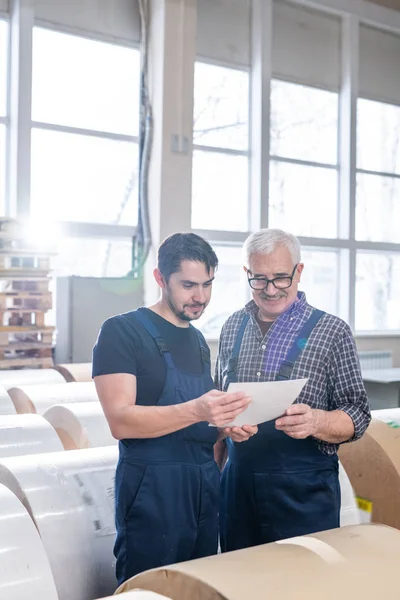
[0,310,48,328]
[0,356,54,369]
[1,279,51,293]
[0,269,50,278]
[0,255,51,270]
[0,291,52,311]
[0,218,56,370]
[0,326,55,346]
[0,345,53,360]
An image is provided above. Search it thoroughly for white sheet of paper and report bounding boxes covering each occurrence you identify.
[222,378,309,427]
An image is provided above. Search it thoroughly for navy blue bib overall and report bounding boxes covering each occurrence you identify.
[220,310,340,552]
[114,309,219,585]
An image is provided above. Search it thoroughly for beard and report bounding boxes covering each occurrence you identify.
[166,294,205,322]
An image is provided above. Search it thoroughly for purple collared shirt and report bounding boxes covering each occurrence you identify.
[215,292,371,455]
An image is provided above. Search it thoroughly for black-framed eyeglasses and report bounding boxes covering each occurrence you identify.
[247,264,298,291]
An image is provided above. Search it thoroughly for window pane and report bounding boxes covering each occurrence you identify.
[269,161,338,238]
[197,245,247,339]
[356,252,400,331]
[270,80,338,165]
[193,63,249,151]
[0,125,5,212]
[356,173,400,243]
[192,150,248,231]
[32,28,139,136]
[0,20,7,116]
[31,128,138,225]
[300,248,339,316]
[53,237,133,277]
[357,98,400,174]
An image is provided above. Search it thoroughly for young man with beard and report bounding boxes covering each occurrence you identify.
[93,232,256,585]
[215,228,371,552]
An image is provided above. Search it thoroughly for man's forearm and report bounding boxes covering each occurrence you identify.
[313,409,355,444]
[110,401,199,440]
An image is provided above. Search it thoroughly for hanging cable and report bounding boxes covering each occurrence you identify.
[130,0,153,277]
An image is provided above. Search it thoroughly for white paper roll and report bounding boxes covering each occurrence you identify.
[97,592,171,599]
[8,381,99,414]
[0,482,59,600]
[0,446,118,600]
[0,414,64,457]
[54,363,92,382]
[0,368,65,390]
[0,385,16,414]
[43,402,117,450]
[339,461,361,527]
[372,408,400,428]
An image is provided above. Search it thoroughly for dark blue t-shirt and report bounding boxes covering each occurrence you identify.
[92,308,207,406]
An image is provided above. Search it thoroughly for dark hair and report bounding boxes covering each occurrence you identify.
[158,233,218,281]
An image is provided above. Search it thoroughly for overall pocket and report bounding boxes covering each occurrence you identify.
[253,468,340,542]
[116,460,147,522]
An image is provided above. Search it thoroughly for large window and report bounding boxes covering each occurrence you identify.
[192,62,250,338]
[196,245,247,339]
[192,62,249,232]
[31,129,137,225]
[52,237,133,278]
[357,99,400,244]
[0,20,8,212]
[269,80,339,238]
[31,28,140,229]
[300,248,340,316]
[356,252,400,331]
[30,27,139,278]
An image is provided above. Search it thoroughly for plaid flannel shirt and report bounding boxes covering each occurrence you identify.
[215,292,371,455]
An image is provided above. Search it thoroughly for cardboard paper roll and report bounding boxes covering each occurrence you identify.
[8,381,98,414]
[339,461,360,526]
[0,446,118,600]
[0,482,58,599]
[0,414,64,457]
[117,524,400,600]
[54,363,92,382]
[0,367,65,390]
[43,402,116,450]
[0,385,16,414]
[339,414,400,529]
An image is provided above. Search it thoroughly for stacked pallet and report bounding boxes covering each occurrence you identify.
[0,218,55,369]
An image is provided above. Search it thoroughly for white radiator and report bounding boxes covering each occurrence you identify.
[358,350,393,370]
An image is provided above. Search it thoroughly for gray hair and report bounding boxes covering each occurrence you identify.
[243,229,301,266]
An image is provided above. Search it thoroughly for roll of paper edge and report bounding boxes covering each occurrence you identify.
[43,402,116,450]
[8,381,98,414]
[116,524,400,599]
[54,363,92,382]
[0,482,59,600]
[0,414,64,457]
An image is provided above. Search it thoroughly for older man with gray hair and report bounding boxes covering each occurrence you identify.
[215,228,371,552]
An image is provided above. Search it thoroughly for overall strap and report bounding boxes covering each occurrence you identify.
[227,313,250,384]
[276,309,325,381]
[192,327,211,366]
[134,309,174,370]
